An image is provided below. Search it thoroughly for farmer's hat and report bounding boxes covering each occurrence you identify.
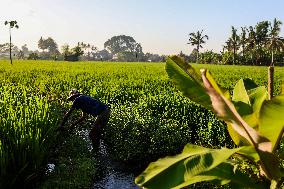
[67,89,81,101]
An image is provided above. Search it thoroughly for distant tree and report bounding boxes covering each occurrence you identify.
[61,43,84,61]
[21,44,29,54]
[92,49,113,61]
[78,42,97,60]
[0,43,12,53]
[17,50,24,59]
[0,43,19,59]
[246,26,257,65]
[255,21,270,48]
[27,53,39,60]
[104,35,144,57]
[117,51,139,62]
[221,51,234,65]
[239,27,247,57]
[255,21,270,65]
[4,20,19,64]
[61,44,71,57]
[228,26,240,64]
[187,30,208,63]
[38,37,59,59]
[72,42,84,57]
[143,53,163,62]
[178,51,185,57]
[38,37,47,52]
[199,50,221,64]
[16,44,29,59]
[266,18,284,66]
[188,48,198,62]
[45,37,58,54]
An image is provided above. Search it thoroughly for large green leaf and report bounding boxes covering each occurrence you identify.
[170,56,204,85]
[165,56,212,109]
[230,79,255,145]
[248,86,267,115]
[175,162,265,189]
[236,146,260,162]
[201,69,270,149]
[135,144,251,189]
[232,79,253,116]
[201,69,280,180]
[229,84,268,145]
[165,57,280,181]
[232,79,267,124]
[259,95,284,151]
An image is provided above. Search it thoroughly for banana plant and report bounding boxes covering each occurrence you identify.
[135,56,284,189]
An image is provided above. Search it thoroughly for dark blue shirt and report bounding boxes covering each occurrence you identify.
[72,95,107,116]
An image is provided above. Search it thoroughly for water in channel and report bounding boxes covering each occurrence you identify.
[92,140,141,189]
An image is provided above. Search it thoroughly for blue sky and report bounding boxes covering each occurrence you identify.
[0,0,284,54]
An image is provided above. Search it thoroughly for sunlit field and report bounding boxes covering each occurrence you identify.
[1,60,283,188]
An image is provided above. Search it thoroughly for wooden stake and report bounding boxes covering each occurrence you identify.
[268,66,274,100]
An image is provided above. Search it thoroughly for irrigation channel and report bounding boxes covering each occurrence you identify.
[47,128,142,188]
[81,129,142,189]
[92,140,141,189]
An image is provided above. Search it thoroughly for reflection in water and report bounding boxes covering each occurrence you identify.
[77,129,140,189]
[92,141,140,189]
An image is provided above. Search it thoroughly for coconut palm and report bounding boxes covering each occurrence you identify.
[240,27,247,57]
[266,18,284,66]
[4,20,19,64]
[229,27,240,64]
[187,30,208,62]
[246,26,257,65]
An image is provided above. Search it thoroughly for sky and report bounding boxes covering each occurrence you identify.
[0,0,284,55]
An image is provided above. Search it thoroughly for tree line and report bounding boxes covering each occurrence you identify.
[2,19,284,64]
[0,22,166,62]
[186,18,284,66]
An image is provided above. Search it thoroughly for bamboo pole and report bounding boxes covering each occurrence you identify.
[268,66,274,100]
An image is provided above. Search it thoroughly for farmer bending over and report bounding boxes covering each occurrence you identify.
[59,89,110,148]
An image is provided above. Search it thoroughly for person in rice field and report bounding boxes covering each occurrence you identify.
[59,89,110,148]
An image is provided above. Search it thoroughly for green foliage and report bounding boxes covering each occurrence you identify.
[40,133,96,189]
[165,56,212,109]
[61,43,84,61]
[0,86,60,188]
[199,50,221,64]
[104,97,232,163]
[221,51,234,65]
[27,52,39,60]
[41,157,95,189]
[222,19,284,66]
[136,144,263,189]
[187,30,209,62]
[259,93,284,150]
[136,56,284,189]
[1,60,284,188]
[104,35,143,55]
[38,37,58,54]
[117,51,139,62]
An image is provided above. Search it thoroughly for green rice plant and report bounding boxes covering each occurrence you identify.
[1,60,284,188]
[0,85,60,188]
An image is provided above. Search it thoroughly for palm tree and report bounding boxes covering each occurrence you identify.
[266,18,284,100]
[229,26,240,64]
[187,30,208,62]
[266,18,284,66]
[246,26,257,65]
[4,20,19,64]
[240,27,247,57]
